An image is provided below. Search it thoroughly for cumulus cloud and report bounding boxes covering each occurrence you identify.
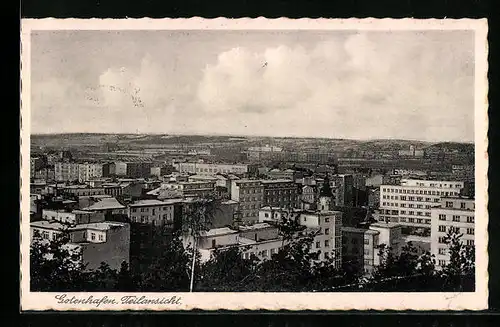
[30,31,474,141]
[193,32,474,141]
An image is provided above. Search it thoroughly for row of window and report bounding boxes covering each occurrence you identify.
[382,202,434,209]
[240,196,262,202]
[382,187,461,194]
[240,188,262,194]
[438,214,474,223]
[399,217,431,224]
[438,226,475,235]
[382,209,432,217]
[131,206,172,213]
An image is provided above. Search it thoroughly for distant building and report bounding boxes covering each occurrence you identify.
[30,157,44,178]
[81,197,127,216]
[78,163,104,183]
[160,181,216,198]
[128,199,183,226]
[61,185,106,197]
[230,179,264,224]
[431,196,475,270]
[398,145,424,158]
[173,162,257,176]
[332,174,354,207]
[54,162,80,182]
[261,179,298,209]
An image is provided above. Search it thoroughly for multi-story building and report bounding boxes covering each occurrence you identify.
[342,222,403,276]
[60,185,106,197]
[258,196,343,268]
[230,179,264,224]
[332,174,354,207]
[30,157,45,178]
[30,217,130,271]
[114,162,128,176]
[173,162,257,176]
[126,162,154,178]
[128,199,183,226]
[261,179,298,209]
[161,181,216,198]
[342,227,380,276]
[41,209,105,225]
[78,163,104,183]
[300,185,317,210]
[379,179,464,237]
[54,162,80,182]
[431,196,475,270]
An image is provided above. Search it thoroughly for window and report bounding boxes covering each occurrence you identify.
[400,217,406,222]
[409,211,414,215]
[408,218,415,223]
[325,217,330,223]
[452,215,460,222]
[446,201,453,208]
[132,208,137,213]
[461,202,466,209]
[439,214,446,221]
[364,249,369,255]
[439,225,446,232]
[325,240,330,247]
[467,228,475,235]
[438,248,447,255]
[467,216,474,223]
[91,232,96,240]
[438,237,447,244]
[316,241,320,248]
[364,238,370,245]
[98,234,104,241]
[438,260,446,266]
[425,219,431,224]
[325,228,330,235]
[467,239,475,246]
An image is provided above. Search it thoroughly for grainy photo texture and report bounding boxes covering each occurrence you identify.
[20,18,489,311]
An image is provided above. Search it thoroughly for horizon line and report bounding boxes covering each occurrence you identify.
[30,132,474,144]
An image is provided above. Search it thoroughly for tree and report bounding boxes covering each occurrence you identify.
[181,194,222,292]
[196,246,258,292]
[138,229,192,292]
[319,175,334,198]
[30,230,88,291]
[440,228,475,291]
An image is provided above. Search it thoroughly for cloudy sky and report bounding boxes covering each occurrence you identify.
[31,30,475,142]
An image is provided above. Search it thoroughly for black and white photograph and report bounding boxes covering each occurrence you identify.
[20,18,488,311]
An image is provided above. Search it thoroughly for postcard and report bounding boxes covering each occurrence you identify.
[20,18,488,311]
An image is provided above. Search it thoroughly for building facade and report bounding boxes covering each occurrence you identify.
[230,179,264,224]
[78,163,104,183]
[430,196,475,269]
[128,199,183,226]
[174,162,257,176]
[261,179,298,209]
[379,179,464,237]
[54,162,80,182]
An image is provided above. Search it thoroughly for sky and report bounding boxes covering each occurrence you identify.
[30,30,475,142]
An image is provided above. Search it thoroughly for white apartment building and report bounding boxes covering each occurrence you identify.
[430,196,475,270]
[379,179,464,237]
[173,162,256,176]
[78,163,104,183]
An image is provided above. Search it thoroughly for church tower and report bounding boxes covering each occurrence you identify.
[318,175,334,212]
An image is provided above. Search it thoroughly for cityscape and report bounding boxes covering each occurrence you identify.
[27,29,476,293]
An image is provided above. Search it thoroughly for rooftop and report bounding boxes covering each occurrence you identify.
[370,222,402,229]
[342,226,380,235]
[31,220,125,231]
[129,199,182,207]
[260,179,294,184]
[200,227,238,237]
[238,223,273,231]
[82,197,126,211]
